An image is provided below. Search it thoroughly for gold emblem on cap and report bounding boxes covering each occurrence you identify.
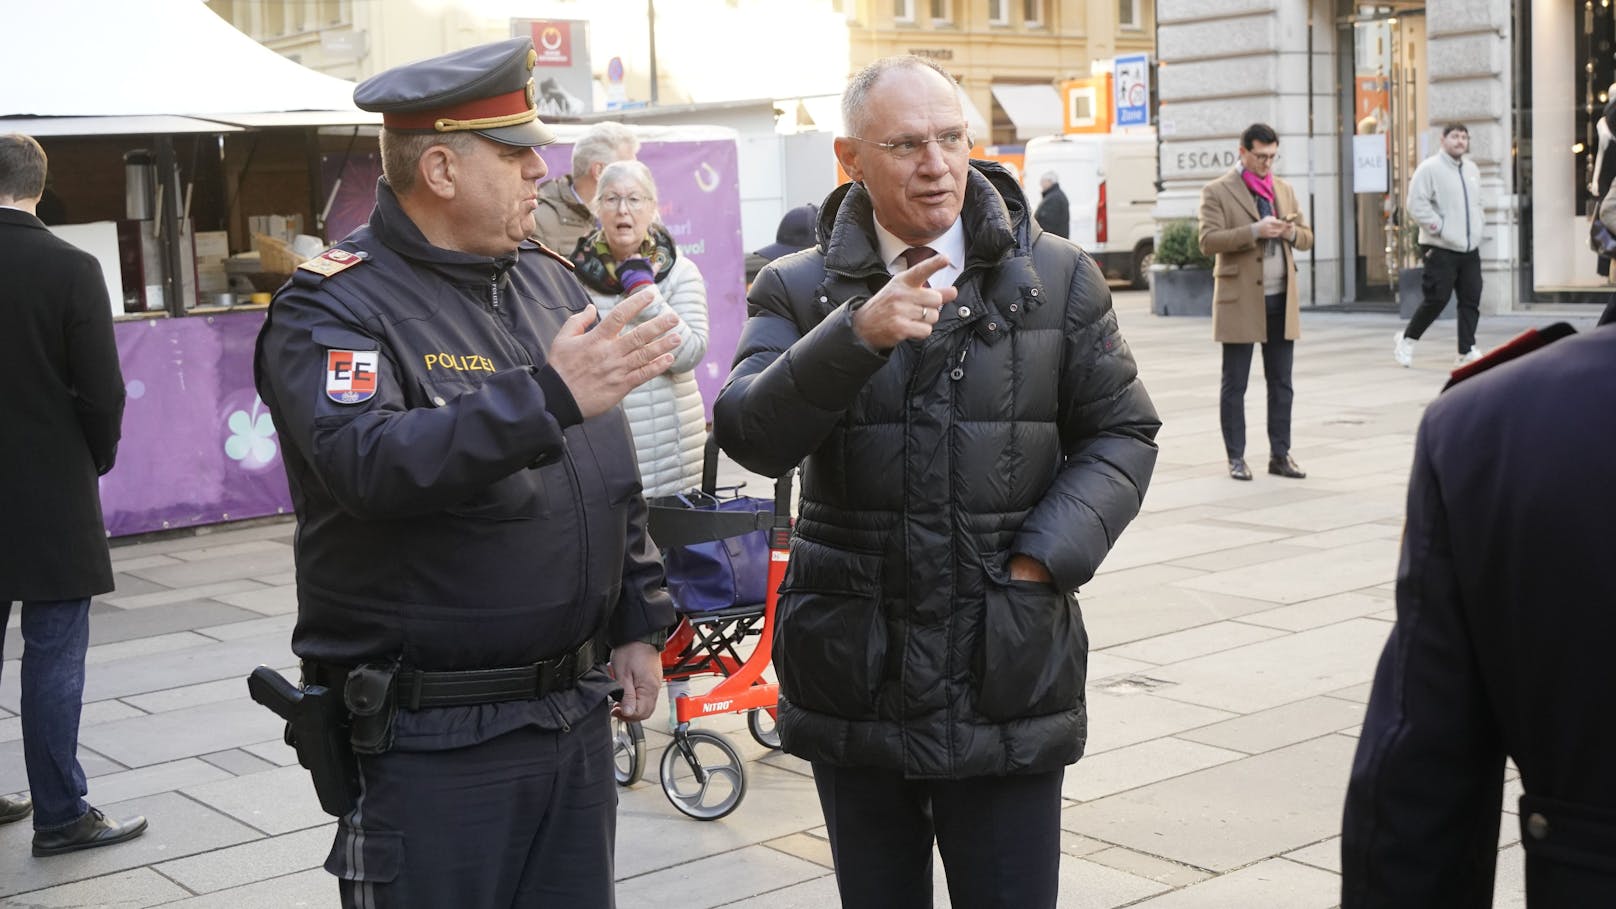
[527,49,538,70]
[526,79,536,107]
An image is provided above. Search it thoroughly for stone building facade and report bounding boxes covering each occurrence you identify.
[1157,0,1609,313]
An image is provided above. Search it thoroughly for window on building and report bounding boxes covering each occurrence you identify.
[895,0,915,23]
[263,0,286,35]
[319,0,351,26]
[931,0,951,25]
[988,0,1009,25]
[1119,0,1140,29]
[1023,0,1044,28]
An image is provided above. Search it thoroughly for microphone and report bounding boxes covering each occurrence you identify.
[618,257,656,295]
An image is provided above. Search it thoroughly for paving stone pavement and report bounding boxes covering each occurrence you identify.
[2,292,1593,907]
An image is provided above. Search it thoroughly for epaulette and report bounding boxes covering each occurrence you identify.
[529,240,575,271]
[296,247,366,280]
[1442,322,1576,392]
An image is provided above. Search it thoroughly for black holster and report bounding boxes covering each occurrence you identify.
[245,666,360,818]
[344,662,399,755]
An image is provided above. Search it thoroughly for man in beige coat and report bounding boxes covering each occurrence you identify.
[1199,123,1314,481]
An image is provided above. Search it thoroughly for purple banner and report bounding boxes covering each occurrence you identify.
[537,138,745,419]
[102,313,292,537]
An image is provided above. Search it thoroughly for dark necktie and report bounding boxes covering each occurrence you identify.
[901,245,937,286]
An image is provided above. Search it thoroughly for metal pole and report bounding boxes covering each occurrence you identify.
[155,136,186,316]
[647,0,659,105]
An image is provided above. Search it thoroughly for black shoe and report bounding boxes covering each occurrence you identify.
[32,807,148,857]
[0,794,31,825]
[1269,455,1307,479]
[1228,458,1253,481]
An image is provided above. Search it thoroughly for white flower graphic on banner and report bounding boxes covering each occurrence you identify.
[225,395,278,468]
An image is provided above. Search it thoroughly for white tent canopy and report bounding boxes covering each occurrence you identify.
[2,0,374,134]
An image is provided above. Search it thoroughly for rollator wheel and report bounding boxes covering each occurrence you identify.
[747,708,781,750]
[659,730,747,820]
[612,716,646,786]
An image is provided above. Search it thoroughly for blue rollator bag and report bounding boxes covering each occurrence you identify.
[659,490,772,613]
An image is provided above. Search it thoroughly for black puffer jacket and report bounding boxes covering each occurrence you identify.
[714,162,1160,778]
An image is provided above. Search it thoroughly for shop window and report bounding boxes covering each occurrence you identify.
[1023,0,1044,28]
[988,0,1009,25]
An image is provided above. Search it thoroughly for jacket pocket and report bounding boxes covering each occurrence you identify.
[1214,262,1241,302]
[973,581,1088,721]
[774,543,887,719]
[324,822,402,884]
[444,467,546,521]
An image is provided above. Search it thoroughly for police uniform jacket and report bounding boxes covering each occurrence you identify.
[0,208,125,602]
[1342,324,1616,906]
[713,162,1160,779]
[255,181,675,750]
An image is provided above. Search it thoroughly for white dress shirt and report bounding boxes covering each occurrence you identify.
[873,216,967,288]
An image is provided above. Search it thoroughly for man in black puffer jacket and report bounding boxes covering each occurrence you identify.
[714,56,1160,909]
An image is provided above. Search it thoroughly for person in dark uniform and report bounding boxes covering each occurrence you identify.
[714,56,1159,909]
[1033,171,1069,238]
[1341,320,1616,907]
[253,38,681,908]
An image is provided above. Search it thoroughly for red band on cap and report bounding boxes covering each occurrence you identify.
[383,89,532,131]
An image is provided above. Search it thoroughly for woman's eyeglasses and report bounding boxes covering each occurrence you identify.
[601,194,653,211]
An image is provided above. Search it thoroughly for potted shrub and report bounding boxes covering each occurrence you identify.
[1149,218,1214,317]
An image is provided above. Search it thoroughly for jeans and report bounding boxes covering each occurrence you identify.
[1220,297,1295,461]
[0,599,91,829]
[812,762,1066,909]
[1405,246,1482,353]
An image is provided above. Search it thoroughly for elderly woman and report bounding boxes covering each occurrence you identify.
[570,160,710,497]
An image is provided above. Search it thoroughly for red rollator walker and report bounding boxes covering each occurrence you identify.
[611,457,793,821]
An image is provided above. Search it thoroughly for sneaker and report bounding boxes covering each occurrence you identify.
[1455,347,1484,365]
[1393,331,1415,368]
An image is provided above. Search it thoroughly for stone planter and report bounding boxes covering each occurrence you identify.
[1149,265,1213,316]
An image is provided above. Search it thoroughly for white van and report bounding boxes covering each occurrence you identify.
[1022,132,1158,288]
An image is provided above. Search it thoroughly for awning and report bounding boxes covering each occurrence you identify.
[991,84,1064,141]
[0,116,247,137]
[958,85,989,139]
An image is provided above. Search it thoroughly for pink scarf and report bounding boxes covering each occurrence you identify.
[1241,168,1275,204]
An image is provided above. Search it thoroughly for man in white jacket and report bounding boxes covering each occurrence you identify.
[1393,124,1486,367]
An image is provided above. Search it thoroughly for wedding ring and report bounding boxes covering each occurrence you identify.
[918,304,927,321]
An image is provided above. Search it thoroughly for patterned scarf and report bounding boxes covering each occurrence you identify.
[569,224,678,295]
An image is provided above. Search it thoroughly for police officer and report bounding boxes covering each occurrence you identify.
[1341,321,1616,907]
[254,38,680,908]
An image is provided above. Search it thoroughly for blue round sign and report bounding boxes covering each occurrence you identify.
[607,56,624,84]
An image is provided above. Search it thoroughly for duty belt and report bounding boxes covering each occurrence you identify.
[304,638,600,711]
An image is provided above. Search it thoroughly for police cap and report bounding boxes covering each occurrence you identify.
[353,37,555,148]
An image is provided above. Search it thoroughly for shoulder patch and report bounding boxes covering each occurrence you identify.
[297,248,366,278]
[1443,322,1576,392]
[531,242,576,271]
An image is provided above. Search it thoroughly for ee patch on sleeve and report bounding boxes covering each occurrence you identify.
[326,350,380,404]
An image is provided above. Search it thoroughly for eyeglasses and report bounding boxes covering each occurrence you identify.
[601,194,653,211]
[846,127,972,160]
[1247,152,1279,163]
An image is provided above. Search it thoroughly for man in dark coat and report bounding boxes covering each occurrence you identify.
[255,41,678,908]
[1341,323,1616,907]
[714,57,1160,909]
[0,133,147,856]
[1033,170,1069,238]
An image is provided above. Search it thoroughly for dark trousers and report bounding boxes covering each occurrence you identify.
[328,703,616,909]
[1405,246,1482,353]
[0,599,91,829]
[812,762,1065,909]
[1220,297,1294,461]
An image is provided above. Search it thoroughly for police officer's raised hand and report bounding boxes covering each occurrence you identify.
[610,641,662,722]
[851,254,958,352]
[550,289,682,419]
